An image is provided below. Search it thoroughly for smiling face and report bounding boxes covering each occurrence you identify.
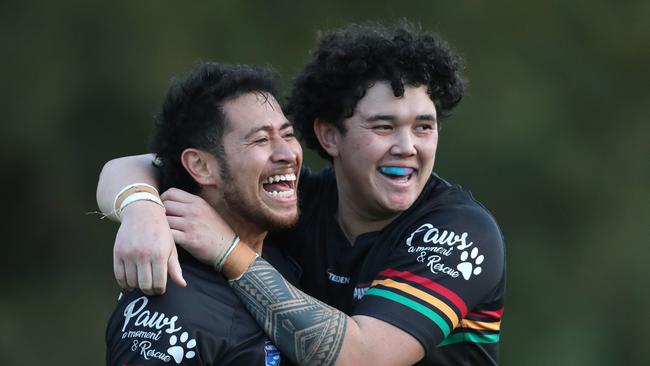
[215,92,302,232]
[322,82,438,231]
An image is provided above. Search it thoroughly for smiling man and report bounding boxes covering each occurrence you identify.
[104,62,301,365]
[98,22,506,365]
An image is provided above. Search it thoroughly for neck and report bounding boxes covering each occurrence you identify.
[336,201,397,244]
[229,221,266,254]
[334,178,399,244]
[202,191,266,254]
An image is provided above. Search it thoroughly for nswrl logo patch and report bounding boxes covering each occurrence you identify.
[264,339,281,366]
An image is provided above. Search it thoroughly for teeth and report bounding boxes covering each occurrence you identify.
[266,189,295,198]
[263,173,297,184]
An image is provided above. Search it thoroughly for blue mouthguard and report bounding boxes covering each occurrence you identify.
[379,167,414,176]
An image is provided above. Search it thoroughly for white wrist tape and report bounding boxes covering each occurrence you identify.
[117,192,165,219]
[214,235,240,272]
[113,183,161,220]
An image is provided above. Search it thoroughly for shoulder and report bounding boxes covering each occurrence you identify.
[389,173,505,288]
[261,242,302,287]
[350,175,505,357]
[405,173,502,242]
[297,166,336,205]
[108,276,237,333]
[267,166,337,259]
[105,269,241,365]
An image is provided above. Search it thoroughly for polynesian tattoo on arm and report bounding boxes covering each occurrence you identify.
[229,258,347,366]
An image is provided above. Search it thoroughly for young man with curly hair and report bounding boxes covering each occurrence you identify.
[98,22,505,365]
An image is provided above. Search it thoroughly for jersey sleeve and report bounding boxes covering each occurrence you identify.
[351,204,505,354]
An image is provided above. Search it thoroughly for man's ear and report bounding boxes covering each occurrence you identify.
[180,148,219,186]
[313,118,340,158]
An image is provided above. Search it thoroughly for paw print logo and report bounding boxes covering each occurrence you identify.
[167,331,196,364]
[457,247,484,280]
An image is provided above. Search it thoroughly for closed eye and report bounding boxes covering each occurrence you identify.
[283,130,296,140]
[373,125,393,131]
[252,137,269,145]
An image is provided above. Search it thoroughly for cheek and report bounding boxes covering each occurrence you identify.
[427,145,437,160]
[239,156,266,179]
[420,136,438,159]
[358,136,390,158]
[292,142,303,162]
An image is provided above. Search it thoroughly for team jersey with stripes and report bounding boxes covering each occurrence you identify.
[270,167,506,365]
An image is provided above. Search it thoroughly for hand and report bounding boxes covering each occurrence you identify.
[161,188,237,269]
[113,200,186,295]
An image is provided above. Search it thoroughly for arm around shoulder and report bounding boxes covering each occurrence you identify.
[223,249,426,366]
[96,153,159,221]
[96,153,184,294]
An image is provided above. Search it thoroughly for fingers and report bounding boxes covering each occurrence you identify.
[137,261,154,296]
[161,200,187,217]
[160,188,197,203]
[170,228,188,246]
[151,257,168,294]
[114,257,128,290]
[112,201,178,295]
[166,215,188,232]
[168,246,187,288]
[162,189,213,219]
[124,261,138,291]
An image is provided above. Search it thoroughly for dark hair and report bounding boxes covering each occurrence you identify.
[287,21,466,160]
[150,62,278,193]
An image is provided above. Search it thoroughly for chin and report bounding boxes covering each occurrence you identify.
[384,195,417,212]
[265,210,300,231]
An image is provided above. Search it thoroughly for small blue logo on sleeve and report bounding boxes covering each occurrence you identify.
[264,339,281,366]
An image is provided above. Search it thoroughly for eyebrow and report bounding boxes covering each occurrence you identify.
[366,114,437,122]
[243,121,293,139]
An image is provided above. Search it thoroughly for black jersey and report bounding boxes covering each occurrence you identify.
[271,167,506,365]
[106,246,297,366]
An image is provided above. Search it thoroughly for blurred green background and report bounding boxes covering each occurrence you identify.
[1,0,648,364]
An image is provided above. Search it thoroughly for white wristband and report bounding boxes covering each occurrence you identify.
[117,192,165,219]
[214,235,240,272]
[113,183,159,212]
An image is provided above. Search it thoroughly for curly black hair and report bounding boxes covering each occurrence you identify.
[150,62,278,194]
[287,21,466,160]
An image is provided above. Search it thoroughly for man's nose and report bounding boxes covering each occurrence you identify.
[390,129,417,156]
[271,137,298,163]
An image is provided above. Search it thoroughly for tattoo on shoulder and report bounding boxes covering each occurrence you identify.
[230,258,347,366]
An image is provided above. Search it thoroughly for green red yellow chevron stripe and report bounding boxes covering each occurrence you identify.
[440,307,503,346]
[438,332,500,346]
[366,269,502,346]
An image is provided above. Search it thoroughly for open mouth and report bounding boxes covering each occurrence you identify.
[262,173,297,198]
[377,166,416,182]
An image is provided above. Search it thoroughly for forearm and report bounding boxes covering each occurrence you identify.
[96,154,159,221]
[221,246,423,366]
[229,257,348,366]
